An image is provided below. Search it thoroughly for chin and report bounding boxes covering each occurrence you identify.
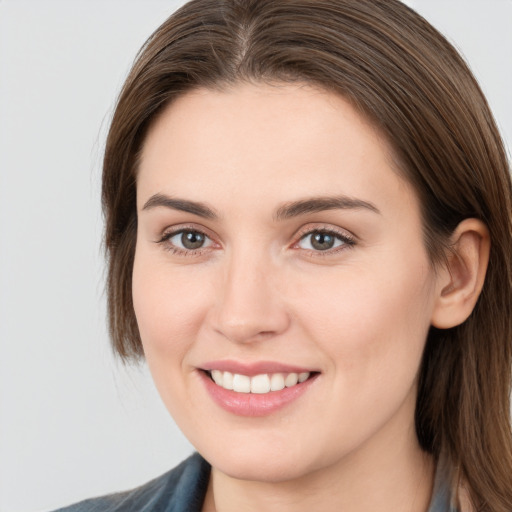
[196,433,330,484]
[212,452,313,483]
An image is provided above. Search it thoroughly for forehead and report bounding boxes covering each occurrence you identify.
[137,82,413,215]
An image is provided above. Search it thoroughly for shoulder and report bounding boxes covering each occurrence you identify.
[51,453,210,512]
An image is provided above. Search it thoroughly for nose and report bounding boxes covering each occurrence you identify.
[210,250,290,344]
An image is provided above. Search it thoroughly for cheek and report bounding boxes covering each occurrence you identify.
[290,258,435,384]
[131,249,210,360]
[131,249,216,423]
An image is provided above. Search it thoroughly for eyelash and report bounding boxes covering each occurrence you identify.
[156,225,215,257]
[156,225,356,257]
[293,227,356,256]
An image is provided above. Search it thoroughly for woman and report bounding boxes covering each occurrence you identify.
[55,0,512,510]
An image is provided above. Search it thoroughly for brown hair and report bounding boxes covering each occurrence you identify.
[102,0,512,509]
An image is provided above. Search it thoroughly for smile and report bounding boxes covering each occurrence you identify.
[199,363,319,417]
[209,370,311,394]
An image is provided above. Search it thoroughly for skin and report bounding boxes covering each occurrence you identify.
[133,82,489,511]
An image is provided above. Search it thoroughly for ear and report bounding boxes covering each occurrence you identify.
[431,218,490,329]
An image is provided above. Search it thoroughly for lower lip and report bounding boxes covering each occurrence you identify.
[199,371,318,417]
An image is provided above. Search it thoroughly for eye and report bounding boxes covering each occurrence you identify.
[159,229,214,252]
[297,229,354,252]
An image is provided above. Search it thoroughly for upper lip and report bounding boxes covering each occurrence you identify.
[199,360,317,376]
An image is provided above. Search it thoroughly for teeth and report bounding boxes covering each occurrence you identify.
[251,374,271,394]
[298,372,309,383]
[223,371,234,390]
[233,374,251,393]
[270,373,285,391]
[285,373,298,387]
[209,370,311,394]
[211,370,223,386]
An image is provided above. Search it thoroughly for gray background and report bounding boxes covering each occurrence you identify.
[0,1,511,511]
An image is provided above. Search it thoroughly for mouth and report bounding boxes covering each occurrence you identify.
[197,363,320,417]
[205,369,316,394]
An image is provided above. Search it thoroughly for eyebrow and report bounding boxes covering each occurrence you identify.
[142,194,218,219]
[141,193,380,220]
[274,196,380,220]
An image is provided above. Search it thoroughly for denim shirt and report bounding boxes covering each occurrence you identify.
[52,453,457,512]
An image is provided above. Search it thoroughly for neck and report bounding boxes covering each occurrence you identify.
[202,419,435,512]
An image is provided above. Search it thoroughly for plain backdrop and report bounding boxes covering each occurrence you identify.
[0,1,511,511]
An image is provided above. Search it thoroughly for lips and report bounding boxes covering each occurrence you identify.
[198,360,319,416]
[200,360,316,376]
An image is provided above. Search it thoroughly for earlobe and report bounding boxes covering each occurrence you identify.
[431,218,490,329]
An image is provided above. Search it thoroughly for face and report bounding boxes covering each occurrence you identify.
[133,83,441,483]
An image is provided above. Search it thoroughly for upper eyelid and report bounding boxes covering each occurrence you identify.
[293,223,356,241]
[159,223,214,240]
[163,229,213,243]
[158,224,354,238]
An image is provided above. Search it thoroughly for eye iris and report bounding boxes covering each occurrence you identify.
[311,232,335,251]
[181,231,205,249]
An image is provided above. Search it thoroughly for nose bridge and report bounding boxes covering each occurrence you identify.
[212,244,289,343]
